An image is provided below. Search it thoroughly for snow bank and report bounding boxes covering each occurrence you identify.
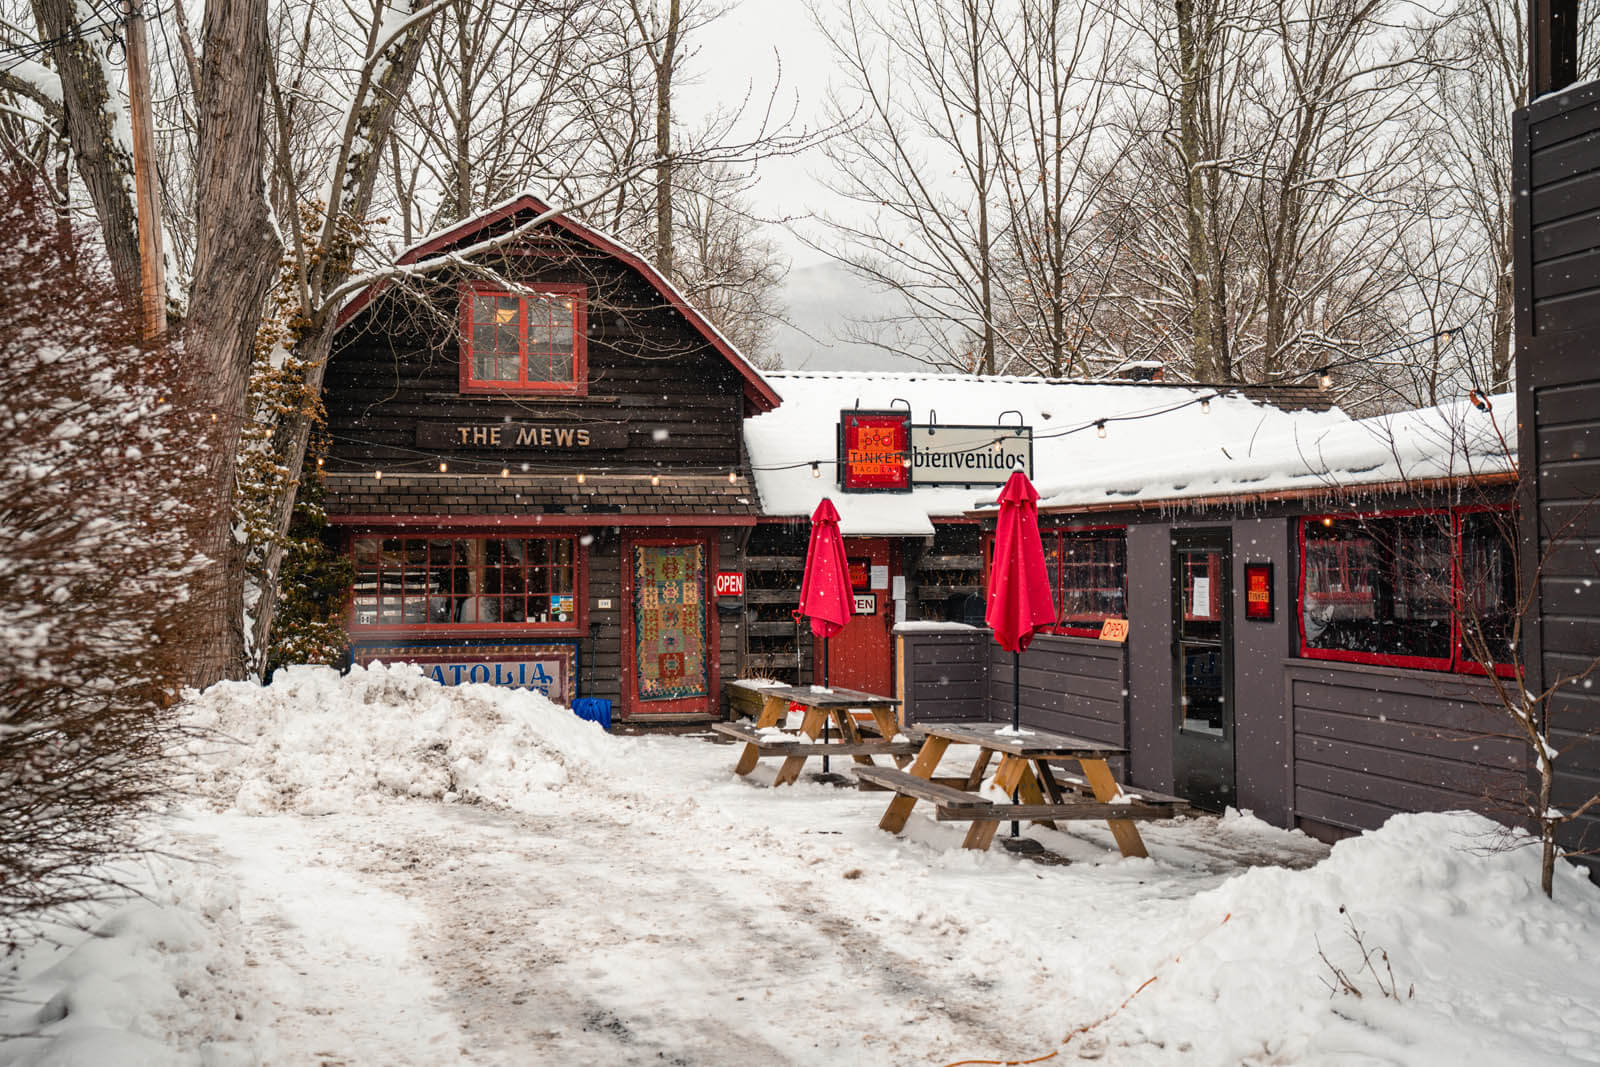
[1095,811,1600,1064]
[181,662,630,816]
[0,857,255,1067]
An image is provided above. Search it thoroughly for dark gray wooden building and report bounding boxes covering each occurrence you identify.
[1515,0,1600,873]
[897,399,1529,846]
[324,195,779,721]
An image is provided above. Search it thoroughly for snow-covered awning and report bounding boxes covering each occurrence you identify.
[743,371,1350,535]
[1023,394,1518,515]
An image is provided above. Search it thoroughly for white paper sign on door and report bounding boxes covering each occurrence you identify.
[1191,576,1211,618]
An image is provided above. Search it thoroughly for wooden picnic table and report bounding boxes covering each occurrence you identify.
[856,721,1188,857]
[712,684,918,786]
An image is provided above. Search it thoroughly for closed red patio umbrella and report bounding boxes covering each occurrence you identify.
[986,471,1056,839]
[797,498,853,771]
[986,470,1056,680]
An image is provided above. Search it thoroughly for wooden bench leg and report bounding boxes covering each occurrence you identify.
[879,736,949,833]
[962,818,1002,850]
[1015,764,1057,830]
[1079,758,1149,859]
[963,747,994,791]
[774,706,827,786]
[863,706,911,768]
[734,693,788,776]
[1035,761,1068,803]
[962,755,1027,850]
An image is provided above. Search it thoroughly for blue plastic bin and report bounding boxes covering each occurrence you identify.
[570,698,612,730]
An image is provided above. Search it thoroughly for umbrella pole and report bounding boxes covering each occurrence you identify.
[1012,650,1020,839]
[822,636,830,774]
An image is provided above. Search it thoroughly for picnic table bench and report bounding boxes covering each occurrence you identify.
[714,683,914,786]
[859,721,1190,856]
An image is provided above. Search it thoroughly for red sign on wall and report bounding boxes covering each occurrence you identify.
[838,411,911,492]
[1244,562,1274,621]
[714,572,745,597]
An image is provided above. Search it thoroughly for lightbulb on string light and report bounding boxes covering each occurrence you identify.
[727,470,738,484]
[651,473,661,486]
[1095,420,1107,439]
[576,472,586,485]
[439,461,448,473]
[810,461,821,479]
[1200,398,1210,414]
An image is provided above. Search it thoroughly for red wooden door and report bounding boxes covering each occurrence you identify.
[825,538,893,695]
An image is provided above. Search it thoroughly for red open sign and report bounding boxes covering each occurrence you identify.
[715,572,745,597]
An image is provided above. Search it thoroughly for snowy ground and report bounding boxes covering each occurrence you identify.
[5,665,1600,1066]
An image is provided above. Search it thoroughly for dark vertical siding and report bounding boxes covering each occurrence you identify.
[1517,86,1600,876]
[1230,518,1294,827]
[1125,525,1175,792]
[1286,662,1524,835]
[578,534,622,706]
[897,628,989,723]
[984,634,1126,747]
[716,528,745,707]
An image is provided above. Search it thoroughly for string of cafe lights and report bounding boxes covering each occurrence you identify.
[311,323,1479,485]
[324,390,1226,484]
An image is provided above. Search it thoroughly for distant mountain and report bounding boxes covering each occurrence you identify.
[769,261,923,372]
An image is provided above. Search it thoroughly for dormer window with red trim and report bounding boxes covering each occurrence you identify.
[459,282,587,395]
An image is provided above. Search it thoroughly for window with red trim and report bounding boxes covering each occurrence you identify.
[352,535,581,632]
[1040,529,1127,635]
[459,283,585,394]
[1299,509,1515,673]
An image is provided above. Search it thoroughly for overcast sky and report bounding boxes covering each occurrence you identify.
[678,1,925,371]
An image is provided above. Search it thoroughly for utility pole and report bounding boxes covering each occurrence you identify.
[124,0,166,339]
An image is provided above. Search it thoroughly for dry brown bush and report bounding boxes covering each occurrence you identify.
[0,169,213,951]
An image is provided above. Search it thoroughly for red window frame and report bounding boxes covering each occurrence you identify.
[458,281,587,396]
[1297,507,1516,676]
[988,525,1127,638]
[350,533,587,637]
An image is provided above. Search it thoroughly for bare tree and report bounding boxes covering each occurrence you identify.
[19,0,141,299]
[672,158,788,365]
[1100,0,1428,388]
[990,0,1125,377]
[811,0,1010,374]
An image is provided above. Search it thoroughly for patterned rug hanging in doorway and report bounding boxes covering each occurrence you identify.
[632,544,708,702]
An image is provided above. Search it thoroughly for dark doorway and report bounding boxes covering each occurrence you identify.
[1172,531,1235,810]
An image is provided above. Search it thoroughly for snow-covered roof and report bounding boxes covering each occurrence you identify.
[1028,394,1518,514]
[743,371,1351,535]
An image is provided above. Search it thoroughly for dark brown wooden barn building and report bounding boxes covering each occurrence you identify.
[323,195,779,721]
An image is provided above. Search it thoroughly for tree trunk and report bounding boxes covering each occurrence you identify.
[30,0,142,302]
[968,0,996,376]
[1492,222,1515,392]
[185,0,282,686]
[249,1,433,674]
[653,0,680,277]
[1176,0,1213,381]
